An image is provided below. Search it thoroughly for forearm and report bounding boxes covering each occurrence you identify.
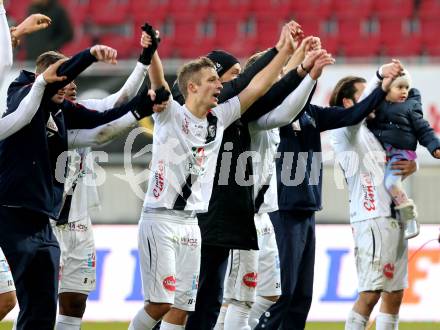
[45,48,97,95]
[252,75,316,130]
[0,75,46,139]
[240,48,293,113]
[0,3,13,78]
[83,62,149,110]
[219,48,278,103]
[67,112,137,148]
[241,68,304,123]
[149,52,169,90]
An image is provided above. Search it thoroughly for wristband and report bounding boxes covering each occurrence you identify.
[376,69,384,80]
[300,63,310,73]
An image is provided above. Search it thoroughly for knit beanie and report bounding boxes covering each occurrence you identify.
[390,69,412,89]
[206,50,239,78]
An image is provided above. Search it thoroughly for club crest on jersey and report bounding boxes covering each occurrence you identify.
[187,147,206,175]
[46,113,59,137]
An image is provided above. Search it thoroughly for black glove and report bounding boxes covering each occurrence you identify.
[131,85,170,120]
[138,23,160,65]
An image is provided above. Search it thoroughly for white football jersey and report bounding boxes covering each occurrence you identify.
[144,97,241,212]
[248,125,280,214]
[331,124,391,223]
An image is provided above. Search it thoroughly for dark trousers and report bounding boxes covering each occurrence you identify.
[0,206,60,330]
[255,210,315,330]
[185,244,230,330]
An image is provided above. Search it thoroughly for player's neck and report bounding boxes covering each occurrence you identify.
[185,99,209,119]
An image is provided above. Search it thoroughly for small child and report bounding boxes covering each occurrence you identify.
[368,70,440,239]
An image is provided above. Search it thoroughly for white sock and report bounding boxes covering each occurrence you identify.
[224,301,251,330]
[159,321,185,330]
[55,315,82,330]
[345,310,368,330]
[248,296,275,329]
[376,312,399,330]
[214,305,228,330]
[128,308,159,330]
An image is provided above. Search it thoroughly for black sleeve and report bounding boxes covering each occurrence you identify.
[314,86,387,132]
[408,102,440,154]
[44,49,97,96]
[63,95,140,129]
[218,48,278,103]
[241,69,304,123]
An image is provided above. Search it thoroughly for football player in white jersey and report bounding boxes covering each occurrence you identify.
[219,46,335,330]
[51,29,166,330]
[128,25,299,330]
[330,61,417,330]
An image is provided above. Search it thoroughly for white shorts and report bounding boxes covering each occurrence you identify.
[52,217,96,294]
[138,210,201,311]
[224,213,281,302]
[352,216,408,293]
[0,247,15,294]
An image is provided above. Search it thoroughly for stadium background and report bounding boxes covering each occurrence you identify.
[2,0,440,328]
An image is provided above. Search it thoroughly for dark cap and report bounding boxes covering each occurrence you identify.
[206,50,239,78]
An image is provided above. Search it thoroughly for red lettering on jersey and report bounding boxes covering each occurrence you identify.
[153,160,165,198]
[163,275,176,291]
[242,272,258,288]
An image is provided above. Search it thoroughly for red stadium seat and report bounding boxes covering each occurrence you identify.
[89,0,129,25]
[290,0,333,20]
[209,0,251,16]
[253,13,285,50]
[5,0,30,22]
[338,18,368,46]
[60,0,89,25]
[418,0,440,19]
[342,37,381,57]
[373,0,413,19]
[60,35,93,57]
[379,18,409,45]
[250,0,291,15]
[420,19,440,46]
[381,36,422,57]
[168,0,209,16]
[130,0,170,23]
[98,34,134,58]
[332,0,374,20]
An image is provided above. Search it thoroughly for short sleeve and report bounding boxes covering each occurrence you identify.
[211,96,241,128]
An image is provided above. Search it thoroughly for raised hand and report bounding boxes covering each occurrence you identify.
[139,23,160,65]
[42,59,68,83]
[309,51,335,80]
[90,45,118,64]
[15,14,51,35]
[300,49,323,73]
[381,59,404,79]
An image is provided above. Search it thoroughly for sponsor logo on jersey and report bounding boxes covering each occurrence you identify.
[181,236,199,248]
[242,272,258,288]
[163,275,176,292]
[87,252,96,268]
[360,172,376,211]
[383,263,395,279]
[153,160,165,198]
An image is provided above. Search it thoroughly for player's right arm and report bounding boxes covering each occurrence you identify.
[0,2,12,80]
[0,60,66,140]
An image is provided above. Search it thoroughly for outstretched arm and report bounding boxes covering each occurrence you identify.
[0,60,66,140]
[238,24,296,113]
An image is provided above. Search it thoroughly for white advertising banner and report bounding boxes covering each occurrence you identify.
[9,224,439,322]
